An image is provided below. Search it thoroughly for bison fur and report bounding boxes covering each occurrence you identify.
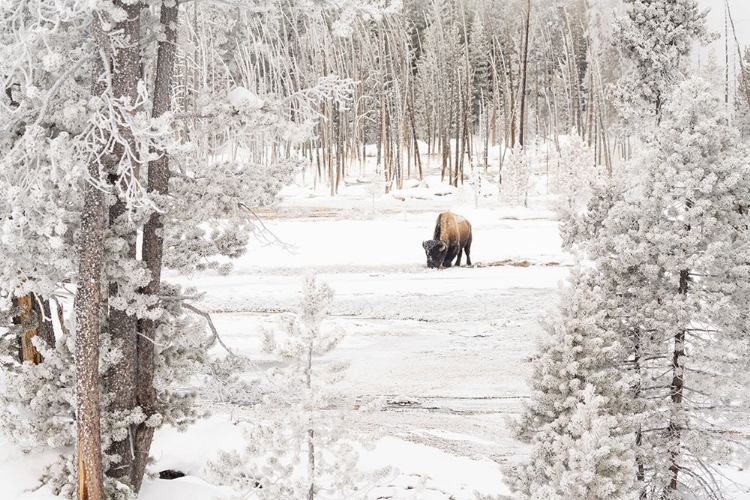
[422,212,472,268]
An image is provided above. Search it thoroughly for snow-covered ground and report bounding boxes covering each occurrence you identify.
[3,159,750,499]
[143,178,570,499]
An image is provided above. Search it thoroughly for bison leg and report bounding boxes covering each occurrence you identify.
[464,240,472,266]
[443,245,458,267]
[456,247,463,266]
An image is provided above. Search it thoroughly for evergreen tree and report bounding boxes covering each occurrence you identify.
[549,133,597,216]
[613,0,713,122]
[511,267,637,500]
[530,77,750,499]
[499,145,532,207]
[205,276,385,499]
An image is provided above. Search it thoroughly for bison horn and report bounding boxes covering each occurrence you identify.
[422,240,430,250]
[438,241,447,251]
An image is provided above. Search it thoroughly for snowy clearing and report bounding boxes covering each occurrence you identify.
[4,170,750,498]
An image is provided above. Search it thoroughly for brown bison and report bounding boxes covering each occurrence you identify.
[422,212,472,268]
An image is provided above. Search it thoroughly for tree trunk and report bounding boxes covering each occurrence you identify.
[15,295,40,364]
[131,0,179,492]
[633,330,646,499]
[407,89,423,180]
[306,343,315,500]
[454,72,461,187]
[105,0,141,485]
[75,11,113,499]
[518,0,532,148]
[13,293,54,364]
[666,269,689,495]
[75,124,106,500]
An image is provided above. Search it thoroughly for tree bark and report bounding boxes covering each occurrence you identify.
[518,0,531,148]
[667,269,689,494]
[75,12,112,499]
[105,0,142,485]
[131,0,179,492]
[75,130,106,500]
[13,293,54,364]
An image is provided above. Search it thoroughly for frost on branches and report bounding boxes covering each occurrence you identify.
[614,78,750,498]
[499,145,532,207]
[549,134,598,218]
[206,276,387,499]
[0,0,335,496]
[510,267,637,500]
[613,0,714,123]
[519,77,750,499]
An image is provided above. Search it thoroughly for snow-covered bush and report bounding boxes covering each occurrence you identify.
[499,145,532,207]
[0,332,76,449]
[549,134,597,217]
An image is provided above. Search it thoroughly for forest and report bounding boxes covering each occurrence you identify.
[2,0,750,499]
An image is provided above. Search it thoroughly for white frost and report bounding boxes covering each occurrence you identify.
[227,87,264,110]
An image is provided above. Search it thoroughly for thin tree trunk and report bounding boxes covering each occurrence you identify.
[335,102,343,194]
[518,0,532,148]
[454,71,461,187]
[132,0,179,492]
[634,330,646,499]
[725,2,729,106]
[507,55,516,149]
[666,270,689,494]
[408,89,423,180]
[306,343,315,500]
[586,67,594,146]
[725,1,750,107]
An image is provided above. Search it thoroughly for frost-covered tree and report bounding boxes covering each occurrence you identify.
[537,77,750,499]
[613,0,713,123]
[511,267,637,500]
[549,133,597,217]
[206,276,385,499]
[499,145,533,207]
[0,1,355,497]
[617,78,750,498]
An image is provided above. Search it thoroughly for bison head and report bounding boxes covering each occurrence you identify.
[422,240,447,268]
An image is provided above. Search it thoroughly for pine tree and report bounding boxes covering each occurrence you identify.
[511,267,637,500]
[542,77,750,499]
[613,0,713,122]
[620,77,750,498]
[205,276,385,499]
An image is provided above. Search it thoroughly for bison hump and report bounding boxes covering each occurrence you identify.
[452,213,467,224]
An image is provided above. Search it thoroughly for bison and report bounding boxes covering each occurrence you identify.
[422,212,472,268]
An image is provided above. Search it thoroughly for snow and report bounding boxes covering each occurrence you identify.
[133,173,560,498]
[0,439,60,500]
[227,87,264,111]
[3,150,750,498]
